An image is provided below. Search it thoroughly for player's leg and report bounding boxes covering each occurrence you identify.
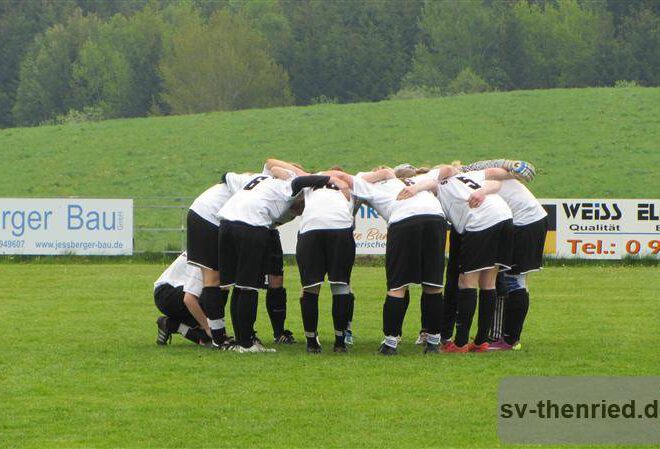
[231,223,273,352]
[217,221,240,349]
[419,217,447,353]
[440,226,461,345]
[187,210,228,346]
[327,228,356,352]
[380,219,421,355]
[494,217,546,350]
[266,229,294,344]
[345,290,355,345]
[471,267,499,351]
[296,231,324,352]
[488,272,508,342]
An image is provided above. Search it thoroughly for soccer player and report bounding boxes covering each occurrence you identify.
[399,165,513,353]
[466,167,548,350]
[295,167,355,353]
[217,168,348,353]
[154,251,212,346]
[333,166,447,355]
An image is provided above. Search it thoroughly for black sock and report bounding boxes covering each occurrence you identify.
[395,290,410,336]
[475,289,497,345]
[229,288,240,341]
[454,288,477,347]
[441,281,458,340]
[165,318,180,334]
[200,286,227,344]
[504,289,529,344]
[421,292,443,336]
[237,289,258,348]
[347,292,355,329]
[266,287,287,338]
[383,295,407,343]
[300,291,319,344]
[184,327,210,344]
[332,294,351,346]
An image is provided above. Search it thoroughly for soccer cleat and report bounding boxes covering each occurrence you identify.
[415,330,428,345]
[229,343,277,354]
[441,339,453,349]
[274,329,296,344]
[251,336,276,353]
[156,316,172,345]
[377,342,398,356]
[468,342,490,353]
[423,342,441,354]
[344,329,354,345]
[306,336,322,354]
[441,341,468,353]
[333,343,348,353]
[488,340,522,351]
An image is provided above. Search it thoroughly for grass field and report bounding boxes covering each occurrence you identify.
[1,87,659,251]
[1,263,658,448]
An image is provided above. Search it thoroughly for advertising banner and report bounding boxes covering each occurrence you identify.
[553,199,660,259]
[0,198,133,255]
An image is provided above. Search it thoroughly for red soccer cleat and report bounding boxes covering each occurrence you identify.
[441,341,468,353]
[468,342,490,353]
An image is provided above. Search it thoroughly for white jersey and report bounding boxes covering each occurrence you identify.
[189,183,232,226]
[300,174,355,233]
[217,173,297,227]
[352,173,444,226]
[154,252,203,297]
[469,171,547,226]
[432,169,512,234]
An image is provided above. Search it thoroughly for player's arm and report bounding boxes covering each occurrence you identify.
[361,168,395,183]
[483,167,515,181]
[265,158,308,177]
[271,166,296,180]
[396,178,438,200]
[182,292,211,337]
[460,159,536,182]
[291,174,331,196]
[468,180,502,208]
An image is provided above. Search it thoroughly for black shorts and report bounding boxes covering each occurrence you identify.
[218,220,270,290]
[510,217,548,275]
[385,215,447,290]
[154,284,198,327]
[296,228,356,288]
[187,210,219,271]
[266,229,284,277]
[459,219,514,274]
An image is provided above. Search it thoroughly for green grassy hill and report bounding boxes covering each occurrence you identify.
[1,87,658,251]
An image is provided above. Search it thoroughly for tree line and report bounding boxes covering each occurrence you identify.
[1,0,660,128]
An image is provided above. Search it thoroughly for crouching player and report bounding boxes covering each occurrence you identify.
[468,168,547,350]
[154,251,212,346]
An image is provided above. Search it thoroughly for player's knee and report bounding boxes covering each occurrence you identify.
[422,285,442,294]
[202,268,220,287]
[504,274,527,292]
[330,283,350,295]
[268,274,284,288]
[303,285,321,295]
[458,273,478,290]
[387,286,408,298]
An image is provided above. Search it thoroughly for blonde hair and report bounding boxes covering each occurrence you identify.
[451,160,462,168]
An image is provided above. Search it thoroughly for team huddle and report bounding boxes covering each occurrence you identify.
[153,157,547,355]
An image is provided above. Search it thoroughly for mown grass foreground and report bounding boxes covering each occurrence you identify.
[0,264,657,448]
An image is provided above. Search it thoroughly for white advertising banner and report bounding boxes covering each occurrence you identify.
[280,200,660,260]
[554,199,660,259]
[0,198,133,255]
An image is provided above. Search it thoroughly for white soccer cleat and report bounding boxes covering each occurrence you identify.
[415,331,428,345]
[229,344,276,353]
